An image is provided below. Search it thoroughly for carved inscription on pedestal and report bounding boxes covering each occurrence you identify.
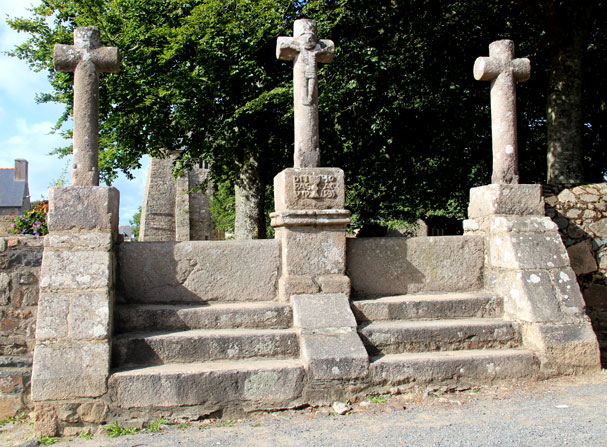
[293,175,338,200]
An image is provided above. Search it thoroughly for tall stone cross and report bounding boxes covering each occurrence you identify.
[277,19,334,168]
[474,40,530,184]
[54,27,120,186]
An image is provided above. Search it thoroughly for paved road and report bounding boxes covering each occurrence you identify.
[5,371,607,447]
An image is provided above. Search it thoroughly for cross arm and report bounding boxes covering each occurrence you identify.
[512,58,531,82]
[53,44,79,72]
[276,36,299,61]
[91,47,120,73]
[316,39,335,64]
[473,56,501,81]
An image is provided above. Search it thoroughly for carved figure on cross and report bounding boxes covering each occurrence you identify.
[474,40,530,184]
[277,19,334,168]
[54,27,119,186]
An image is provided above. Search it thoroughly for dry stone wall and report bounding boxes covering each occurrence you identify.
[0,236,42,416]
[544,183,607,365]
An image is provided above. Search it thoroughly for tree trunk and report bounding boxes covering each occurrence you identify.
[545,3,590,186]
[234,155,266,239]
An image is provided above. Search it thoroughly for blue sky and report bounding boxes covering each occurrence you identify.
[0,0,148,226]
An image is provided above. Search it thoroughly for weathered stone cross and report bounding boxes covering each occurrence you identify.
[474,40,530,184]
[277,19,334,168]
[54,27,120,186]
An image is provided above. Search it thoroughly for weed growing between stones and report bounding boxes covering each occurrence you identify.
[104,421,140,437]
[147,417,168,433]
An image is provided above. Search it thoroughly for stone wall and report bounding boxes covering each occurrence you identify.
[0,236,43,416]
[544,183,607,365]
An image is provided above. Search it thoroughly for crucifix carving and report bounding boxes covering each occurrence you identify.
[54,27,120,186]
[474,40,530,184]
[277,19,334,168]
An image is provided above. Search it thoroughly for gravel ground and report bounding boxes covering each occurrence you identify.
[3,371,607,447]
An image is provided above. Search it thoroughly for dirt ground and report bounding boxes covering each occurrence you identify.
[3,370,606,447]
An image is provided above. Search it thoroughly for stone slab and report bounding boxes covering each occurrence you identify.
[113,328,299,367]
[69,292,111,340]
[44,233,113,251]
[48,186,119,232]
[277,226,346,276]
[115,302,293,332]
[31,342,110,400]
[567,240,598,275]
[360,318,520,355]
[352,292,502,322]
[493,270,564,323]
[488,232,570,270]
[370,349,539,385]
[291,293,356,330]
[274,168,345,211]
[35,293,69,340]
[39,250,112,291]
[118,240,280,303]
[549,268,586,317]
[522,323,600,375]
[468,184,543,218]
[109,359,305,408]
[347,236,484,298]
[299,332,369,379]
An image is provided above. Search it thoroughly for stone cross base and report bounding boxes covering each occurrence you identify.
[31,186,118,436]
[271,168,368,380]
[464,184,600,375]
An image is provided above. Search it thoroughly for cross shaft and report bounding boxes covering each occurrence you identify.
[277,19,334,168]
[474,40,530,184]
[54,27,119,186]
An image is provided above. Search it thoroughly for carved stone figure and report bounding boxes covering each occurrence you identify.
[277,19,334,168]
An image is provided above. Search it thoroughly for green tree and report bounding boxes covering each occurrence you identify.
[129,206,141,241]
[7,0,606,232]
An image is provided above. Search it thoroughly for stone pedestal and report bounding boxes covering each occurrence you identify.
[271,168,368,380]
[31,186,118,435]
[464,184,600,375]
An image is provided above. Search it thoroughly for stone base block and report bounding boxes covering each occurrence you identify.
[291,293,357,330]
[48,186,119,232]
[300,332,369,380]
[522,322,601,376]
[31,342,110,400]
[274,168,345,211]
[469,184,543,219]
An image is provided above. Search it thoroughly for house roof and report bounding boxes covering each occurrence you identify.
[0,169,27,208]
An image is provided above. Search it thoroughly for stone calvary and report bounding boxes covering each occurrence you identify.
[27,24,599,436]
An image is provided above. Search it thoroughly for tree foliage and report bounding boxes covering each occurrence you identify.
[7,0,606,230]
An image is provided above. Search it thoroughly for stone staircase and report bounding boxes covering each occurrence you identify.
[352,291,540,387]
[108,241,306,416]
[107,238,542,418]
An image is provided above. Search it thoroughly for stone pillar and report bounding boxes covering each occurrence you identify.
[31,186,118,435]
[271,168,368,382]
[465,184,600,375]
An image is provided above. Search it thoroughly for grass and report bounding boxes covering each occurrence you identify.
[177,422,192,429]
[39,437,61,445]
[104,421,140,438]
[367,395,388,404]
[0,412,26,427]
[147,417,168,433]
[218,420,236,427]
[80,432,93,440]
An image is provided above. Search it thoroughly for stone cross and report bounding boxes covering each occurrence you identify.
[54,27,120,186]
[277,19,334,168]
[474,40,530,184]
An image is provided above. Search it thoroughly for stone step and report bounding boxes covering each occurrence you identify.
[115,301,293,333]
[370,349,540,386]
[112,328,300,367]
[359,318,521,355]
[109,358,305,410]
[352,292,502,322]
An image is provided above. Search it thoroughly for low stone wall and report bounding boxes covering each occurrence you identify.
[117,240,281,303]
[0,236,43,416]
[347,235,485,298]
[544,183,607,365]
